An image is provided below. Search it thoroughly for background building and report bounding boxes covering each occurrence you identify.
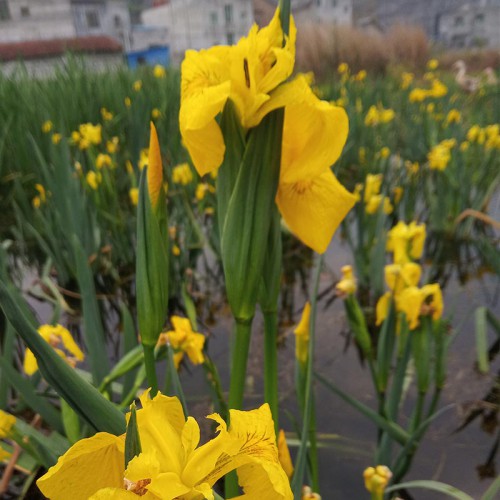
[140,0,254,65]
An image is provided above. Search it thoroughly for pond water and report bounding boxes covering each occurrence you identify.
[17,231,499,499]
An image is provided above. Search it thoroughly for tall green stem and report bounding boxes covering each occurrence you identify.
[228,318,253,411]
[264,311,279,434]
[143,344,158,397]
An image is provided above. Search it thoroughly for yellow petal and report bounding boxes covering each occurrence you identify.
[124,451,160,483]
[55,325,85,361]
[278,430,294,480]
[376,292,392,326]
[181,417,201,461]
[136,391,185,476]
[147,472,194,499]
[420,284,443,320]
[23,349,38,375]
[282,82,348,184]
[0,410,16,438]
[37,433,125,500]
[148,122,163,208]
[396,287,424,330]
[89,488,142,499]
[277,170,356,254]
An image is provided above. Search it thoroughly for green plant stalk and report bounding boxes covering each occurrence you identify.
[225,319,254,497]
[264,311,279,434]
[203,355,228,420]
[143,344,158,397]
[228,318,253,412]
[291,254,323,498]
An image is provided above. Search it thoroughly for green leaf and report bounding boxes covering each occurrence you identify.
[124,404,141,468]
[221,110,282,321]
[482,474,500,500]
[0,280,126,435]
[0,357,64,434]
[386,480,473,500]
[475,307,489,374]
[72,236,110,384]
[61,398,81,444]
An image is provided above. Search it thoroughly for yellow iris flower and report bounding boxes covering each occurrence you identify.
[336,265,357,296]
[37,391,293,500]
[24,324,84,376]
[180,9,296,176]
[363,465,392,499]
[386,221,426,264]
[294,302,311,365]
[158,316,206,369]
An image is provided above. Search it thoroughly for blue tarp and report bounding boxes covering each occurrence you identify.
[126,46,169,68]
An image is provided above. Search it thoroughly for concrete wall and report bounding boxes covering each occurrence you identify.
[0,0,76,42]
[439,3,500,48]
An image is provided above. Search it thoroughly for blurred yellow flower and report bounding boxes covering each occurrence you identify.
[153,64,166,78]
[124,96,131,108]
[336,265,357,296]
[41,120,53,133]
[172,244,181,256]
[129,187,139,206]
[428,141,453,170]
[86,171,102,190]
[294,302,311,365]
[364,105,395,126]
[393,186,403,204]
[106,136,119,154]
[37,391,293,500]
[195,182,215,201]
[133,80,142,92]
[364,174,382,202]
[32,183,47,209]
[0,410,16,438]
[401,72,414,89]
[172,163,194,185]
[138,148,149,170]
[354,69,367,81]
[387,221,426,264]
[446,109,461,125]
[405,160,419,175]
[95,153,112,169]
[427,58,439,70]
[379,147,390,159]
[70,130,81,144]
[52,133,62,144]
[24,324,84,376]
[409,88,428,103]
[337,62,349,74]
[151,108,161,119]
[160,316,205,369]
[100,107,113,121]
[78,123,102,148]
[428,79,448,98]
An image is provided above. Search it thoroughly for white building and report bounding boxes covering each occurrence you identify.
[140,0,254,65]
[0,0,131,47]
[438,0,500,48]
[254,0,353,27]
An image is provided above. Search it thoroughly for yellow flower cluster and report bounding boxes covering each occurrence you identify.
[355,174,393,215]
[409,79,448,102]
[377,221,443,330]
[363,465,392,498]
[467,124,500,149]
[427,138,456,171]
[37,391,293,499]
[73,123,102,150]
[24,324,84,376]
[364,105,395,126]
